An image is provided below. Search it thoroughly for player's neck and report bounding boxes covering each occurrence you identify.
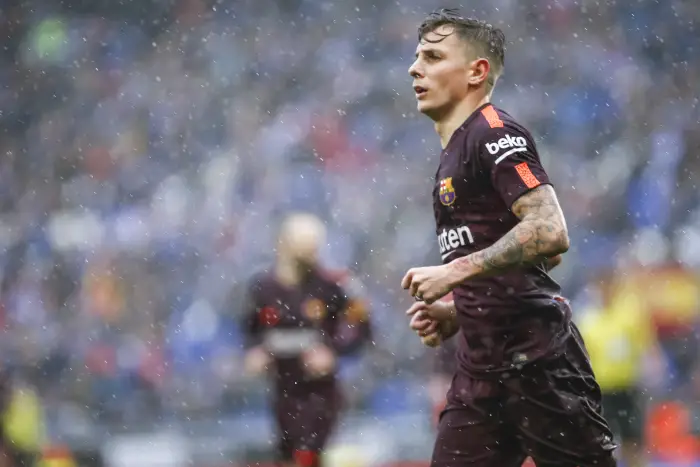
[275,260,302,287]
[435,94,490,149]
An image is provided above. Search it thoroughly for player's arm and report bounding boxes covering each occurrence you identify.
[333,297,373,355]
[238,278,273,375]
[448,127,569,282]
[449,183,569,281]
[421,315,459,346]
[401,125,567,303]
[409,297,459,346]
[325,281,373,355]
[436,310,459,340]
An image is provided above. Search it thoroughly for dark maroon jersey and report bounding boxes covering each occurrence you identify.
[433,103,572,377]
[434,335,459,377]
[243,268,371,396]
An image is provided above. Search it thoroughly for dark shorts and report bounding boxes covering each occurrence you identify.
[431,333,618,467]
[273,391,339,462]
[602,389,644,443]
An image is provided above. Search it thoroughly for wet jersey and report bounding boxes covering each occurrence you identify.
[433,103,572,377]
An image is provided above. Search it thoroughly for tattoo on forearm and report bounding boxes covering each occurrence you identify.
[451,185,568,279]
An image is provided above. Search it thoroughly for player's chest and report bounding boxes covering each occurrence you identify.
[259,285,332,328]
[433,150,487,212]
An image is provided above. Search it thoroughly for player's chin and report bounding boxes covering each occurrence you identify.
[416,100,432,113]
[416,100,441,119]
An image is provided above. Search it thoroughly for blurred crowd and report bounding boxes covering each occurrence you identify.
[0,0,699,457]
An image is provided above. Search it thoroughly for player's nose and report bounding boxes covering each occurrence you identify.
[408,60,423,79]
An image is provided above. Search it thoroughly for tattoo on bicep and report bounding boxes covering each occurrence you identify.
[453,185,568,277]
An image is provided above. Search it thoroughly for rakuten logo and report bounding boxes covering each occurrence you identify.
[438,226,474,260]
[485,134,527,155]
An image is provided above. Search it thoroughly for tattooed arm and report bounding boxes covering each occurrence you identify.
[446,184,569,282]
[402,124,568,303]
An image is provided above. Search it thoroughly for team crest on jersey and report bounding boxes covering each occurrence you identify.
[345,299,369,324]
[303,298,327,322]
[259,306,281,327]
[439,177,456,206]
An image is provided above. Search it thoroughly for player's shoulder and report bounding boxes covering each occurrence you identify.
[469,104,534,142]
[319,268,349,285]
[318,268,354,294]
[246,269,275,293]
[466,104,539,164]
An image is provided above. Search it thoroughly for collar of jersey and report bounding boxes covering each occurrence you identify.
[444,102,494,150]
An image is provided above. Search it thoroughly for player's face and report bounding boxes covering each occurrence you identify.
[279,217,326,269]
[291,233,322,268]
[408,27,473,119]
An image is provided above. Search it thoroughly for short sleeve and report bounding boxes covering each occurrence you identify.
[478,125,551,209]
[324,274,372,355]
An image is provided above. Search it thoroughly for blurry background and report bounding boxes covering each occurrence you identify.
[0,0,698,465]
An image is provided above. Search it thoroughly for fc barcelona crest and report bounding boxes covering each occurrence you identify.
[259,306,280,327]
[303,298,327,322]
[345,299,368,324]
[439,177,456,206]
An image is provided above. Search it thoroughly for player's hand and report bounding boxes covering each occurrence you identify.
[401,264,455,304]
[406,300,456,347]
[302,344,336,379]
[406,299,455,324]
[243,346,272,376]
[412,316,442,348]
[409,306,440,337]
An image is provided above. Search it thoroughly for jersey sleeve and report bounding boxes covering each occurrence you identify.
[323,276,372,356]
[477,124,552,209]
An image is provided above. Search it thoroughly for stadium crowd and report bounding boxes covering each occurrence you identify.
[0,0,699,463]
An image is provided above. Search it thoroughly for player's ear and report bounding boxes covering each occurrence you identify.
[468,58,490,87]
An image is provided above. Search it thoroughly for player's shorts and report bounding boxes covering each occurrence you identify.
[431,328,618,467]
[273,391,339,465]
[602,388,644,443]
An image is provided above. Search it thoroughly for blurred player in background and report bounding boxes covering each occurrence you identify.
[241,213,371,467]
[579,273,657,467]
[401,8,617,467]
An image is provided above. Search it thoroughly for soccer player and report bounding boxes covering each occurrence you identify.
[241,213,371,467]
[401,9,617,467]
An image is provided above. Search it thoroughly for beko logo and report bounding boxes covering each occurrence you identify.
[485,134,527,155]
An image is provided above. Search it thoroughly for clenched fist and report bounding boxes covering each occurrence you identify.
[406,299,458,347]
[401,264,457,304]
